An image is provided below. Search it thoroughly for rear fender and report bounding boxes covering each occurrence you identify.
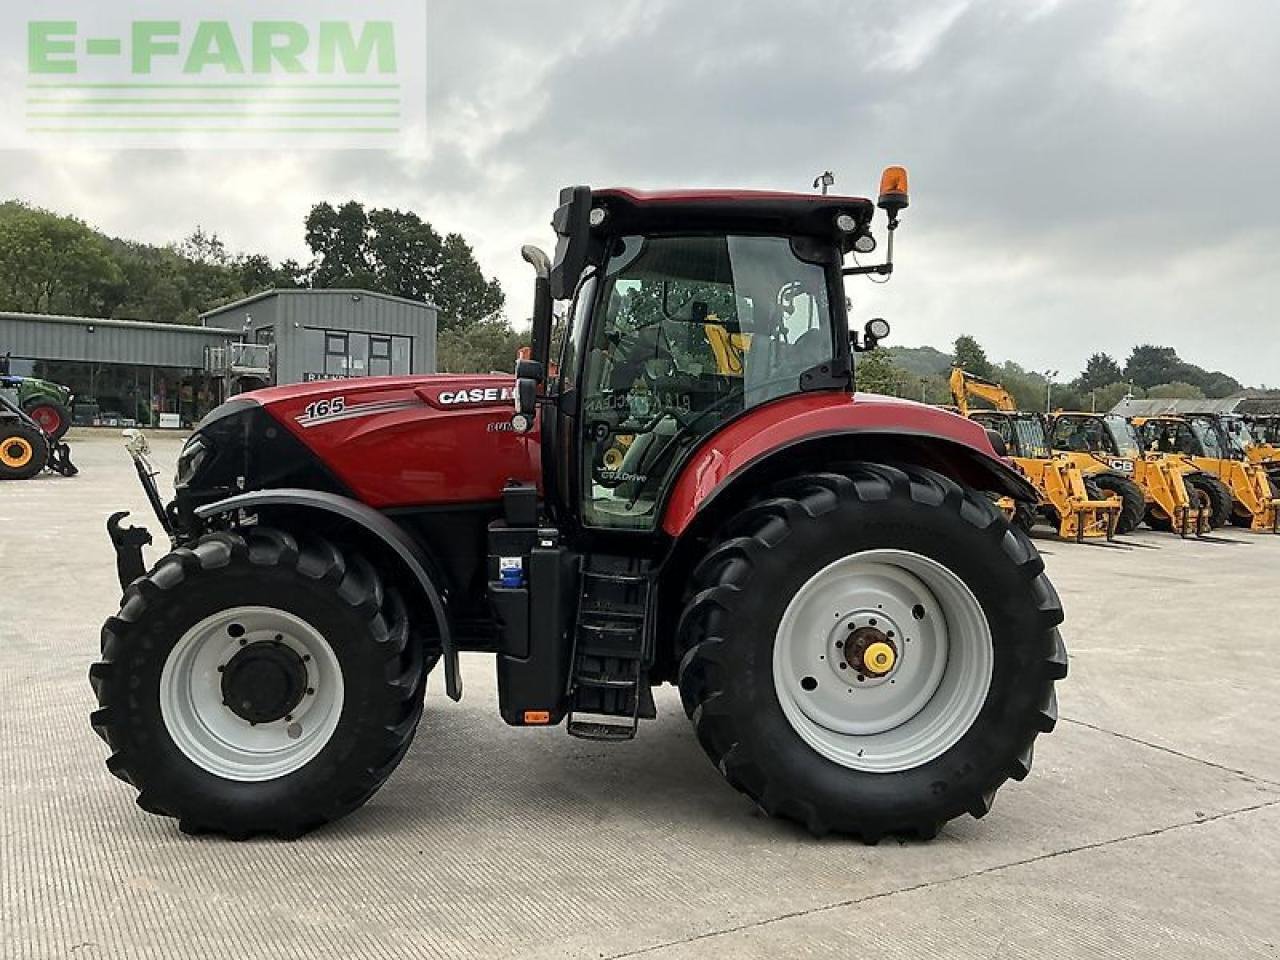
[195,488,461,701]
[661,394,1038,538]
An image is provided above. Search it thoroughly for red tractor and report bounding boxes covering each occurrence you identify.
[93,170,1066,842]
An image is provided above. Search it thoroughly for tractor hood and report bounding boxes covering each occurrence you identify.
[178,374,539,517]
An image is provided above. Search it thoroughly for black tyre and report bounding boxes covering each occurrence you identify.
[1012,499,1038,533]
[1144,507,1174,533]
[1089,473,1144,534]
[90,527,428,839]
[676,464,1066,841]
[23,398,71,440]
[1185,473,1233,528]
[0,420,48,480]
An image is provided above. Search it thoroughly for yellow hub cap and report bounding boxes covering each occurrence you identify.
[863,641,896,676]
[1,437,34,468]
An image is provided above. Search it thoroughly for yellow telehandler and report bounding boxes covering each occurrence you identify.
[1047,411,1211,535]
[949,369,1120,540]
[1134,414,1280,533]
[1224,414,1280,486]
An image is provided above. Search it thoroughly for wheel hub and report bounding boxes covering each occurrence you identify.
[844,626,898,677]
[1,437,33,468]
[773,550,994,773]
[160,606,343,782]
[221,641,308,724]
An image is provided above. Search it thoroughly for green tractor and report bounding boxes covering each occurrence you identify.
[0,371,74,440]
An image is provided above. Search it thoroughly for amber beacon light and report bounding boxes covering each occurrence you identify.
[878,166,910,218]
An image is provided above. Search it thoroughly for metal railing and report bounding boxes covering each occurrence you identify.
[206,342,273,376]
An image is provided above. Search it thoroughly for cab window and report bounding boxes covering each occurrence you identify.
[579,234,834,530]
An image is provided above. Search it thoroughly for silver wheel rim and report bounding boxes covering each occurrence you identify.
[772,549,993,773]
[160,606,344,782]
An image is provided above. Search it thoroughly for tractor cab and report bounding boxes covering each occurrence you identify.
[514,183,901,535]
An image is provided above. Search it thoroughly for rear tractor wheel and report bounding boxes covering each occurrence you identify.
[0,420,47,480]
[90,527,428,839]
[23,398,71,441]
[677,464,1066,841]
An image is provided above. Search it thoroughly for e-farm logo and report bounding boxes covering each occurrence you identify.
[2,1,426,149]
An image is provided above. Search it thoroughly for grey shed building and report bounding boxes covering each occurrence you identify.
[0,311,236,425]
[200,289,437,388]
[1,290,439,426]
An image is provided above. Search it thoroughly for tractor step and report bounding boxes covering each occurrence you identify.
[566,556,655,741]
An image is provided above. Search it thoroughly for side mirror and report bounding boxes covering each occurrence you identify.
[549,185,592,301]
[512,359,544,434]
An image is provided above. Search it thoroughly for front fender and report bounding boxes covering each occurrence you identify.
[661,392,1037,537]
[195,488,460,701]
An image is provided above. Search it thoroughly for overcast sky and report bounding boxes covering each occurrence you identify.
[2,0,1277,384]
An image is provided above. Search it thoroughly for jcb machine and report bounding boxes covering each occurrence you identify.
[1135,414,1280,533]
[1047,412,1211,535]
[1223,414,1280,486]
[93,171,1068,843]
[948,368,1122,539]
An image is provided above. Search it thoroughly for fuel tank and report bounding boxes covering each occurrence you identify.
[251,374,539,508]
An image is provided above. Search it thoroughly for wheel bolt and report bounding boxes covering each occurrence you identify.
[306,687,315,696]
[303,655,311,663]
[239,638,247,647]
[217,665,225,673]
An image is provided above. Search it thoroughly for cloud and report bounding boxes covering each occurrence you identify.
[0,0,1275,383]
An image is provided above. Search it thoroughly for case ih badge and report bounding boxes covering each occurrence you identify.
[436,386,516,406]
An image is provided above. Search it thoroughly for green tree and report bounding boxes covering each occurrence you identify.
[1146,381,1206,400]
[0,203,123,315]
[305,201,377,289]
[1077,353,1123,392]
[431,232,505,332]
[437,319,526,373]
[856,348,904,395]
[1124,345,1182,389]
[303,202,504,330]
[952,334,992,378]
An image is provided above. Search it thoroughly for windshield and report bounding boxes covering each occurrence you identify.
[579,234,834,529]
[1189,418,1224,458]
[1104,416,1142,458]
[1222,417,1256,452]
[1012,415,1051,460]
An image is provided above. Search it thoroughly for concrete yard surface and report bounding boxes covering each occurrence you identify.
[2,429,1278,959]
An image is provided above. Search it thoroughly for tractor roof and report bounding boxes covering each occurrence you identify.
[590,188,875,240]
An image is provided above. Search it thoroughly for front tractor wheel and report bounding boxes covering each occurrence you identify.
[677,464,1066,841]
[90,528,428,839]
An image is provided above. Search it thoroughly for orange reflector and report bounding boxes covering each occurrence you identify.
[523,710,551,725]
[879,165,909,197]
